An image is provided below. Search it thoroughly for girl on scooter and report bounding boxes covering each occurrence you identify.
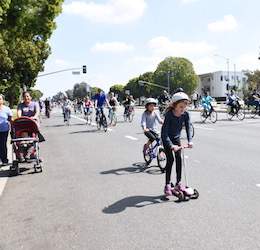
[161,92,193,195]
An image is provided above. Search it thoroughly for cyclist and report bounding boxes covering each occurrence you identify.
[108,92,119,109]
[202,91,214,116]
[122,94,131,115]
[248,89,260,108]
[158,90,171,115]
[141,98,163,152]
[83,96,93,117]
[161,92,193,195]
[227,89,241,114]
[62,97,72,122]
[93,89,110,122]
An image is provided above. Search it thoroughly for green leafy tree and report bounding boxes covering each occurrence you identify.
[244,70,260,90]
[30,89,43,101]
[109,84,125,101]
[52,91,65,102]
[0,0,64,107]
[124,72,155,99]
[65,89,74,100]
[73,82,87,99]
[153,57,199,95]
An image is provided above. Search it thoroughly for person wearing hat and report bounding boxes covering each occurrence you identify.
[141,98,163,151]
[161,92,193,196]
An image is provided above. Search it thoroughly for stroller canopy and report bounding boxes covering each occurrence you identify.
[12,116,40,135]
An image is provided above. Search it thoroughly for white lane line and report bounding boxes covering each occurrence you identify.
[0,173,8,197]
[194,126,214,131]
[71,115,114,132]
[256,184,260,188]
[125,135,138,141]
[193,160,201,163]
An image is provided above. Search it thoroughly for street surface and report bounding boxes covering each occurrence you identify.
[0,106,260,250]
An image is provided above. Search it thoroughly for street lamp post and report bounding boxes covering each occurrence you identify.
[214,54,230,91]
[159,70,171,95]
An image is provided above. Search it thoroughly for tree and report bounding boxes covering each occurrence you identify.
[30,89,43,101]
[109,84,125,101]
[244,70,260,90]
[65,89,74,100]
[153,57,199,95]
[52,91,65,102]
[0,0,64,107]
[73,82,87,99]
[124,72,155,98]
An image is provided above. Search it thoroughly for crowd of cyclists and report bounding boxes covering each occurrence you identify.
[37,87,260,125]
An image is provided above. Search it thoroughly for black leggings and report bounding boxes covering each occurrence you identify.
[163,138,182,185]
[144,130,159,143]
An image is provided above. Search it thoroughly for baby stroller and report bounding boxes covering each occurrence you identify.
[10,116,44,176]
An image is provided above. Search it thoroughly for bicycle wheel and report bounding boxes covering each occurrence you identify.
[97,118,101,130]
[157,146,166,173]
[248,106,257,118]
[190,123,195,138]
[102,116,108,132]
[143,144,152,165]
[128,113,133,122]
[210,110,218,123]
[111,113,117,126]
[200,110,207,122]
[226,107,234,120]
[237,109,245,121]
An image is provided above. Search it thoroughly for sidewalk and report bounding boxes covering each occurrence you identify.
[0,137,13,197]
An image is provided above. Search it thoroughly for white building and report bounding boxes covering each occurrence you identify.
[196,71,248,100]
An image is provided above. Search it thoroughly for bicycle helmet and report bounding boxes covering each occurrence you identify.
[171,92,190,104]
[145,98,158,106]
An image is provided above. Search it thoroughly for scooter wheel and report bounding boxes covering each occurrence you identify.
[193,189,199,199]
[177,191,184,201]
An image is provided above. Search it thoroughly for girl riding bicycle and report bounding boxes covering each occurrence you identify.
[161,92,193,196]
[141,98,163,152]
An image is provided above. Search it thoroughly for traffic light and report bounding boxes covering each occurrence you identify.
[82,65,87,74]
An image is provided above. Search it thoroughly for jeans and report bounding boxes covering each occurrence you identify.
[0,131,9,164]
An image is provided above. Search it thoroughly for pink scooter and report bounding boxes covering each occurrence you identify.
[176,145,199,200]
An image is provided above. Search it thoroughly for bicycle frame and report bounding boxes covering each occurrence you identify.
[149,139,162,159]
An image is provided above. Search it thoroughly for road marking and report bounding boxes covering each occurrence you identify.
[0,174,8,197]
[193,160,201,163]
[71,115,114,132]
[256,184,260,188]
[125,135,138,141]
[194,126,214,131]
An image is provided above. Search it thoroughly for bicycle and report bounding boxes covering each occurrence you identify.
[64,108,71,126]
[143,134,167,173]
[226,100,245,121]
[182,122,195,138]
[84,108,92,125]
[96,108,108,132]
[247,104,260,118]
[200,101,218,123]
[108,107,117,126]
[123,105,134,122]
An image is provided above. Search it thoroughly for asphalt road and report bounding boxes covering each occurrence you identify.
[0,106,260,250]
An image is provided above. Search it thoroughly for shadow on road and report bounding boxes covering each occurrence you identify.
[100,162,163,175]
[102,195,171,214]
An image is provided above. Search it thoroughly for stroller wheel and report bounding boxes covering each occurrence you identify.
[10,161,19,176]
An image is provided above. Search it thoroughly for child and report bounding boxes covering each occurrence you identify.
[161,92,193,195]
[17,130,34,162]
[141,98,163,151]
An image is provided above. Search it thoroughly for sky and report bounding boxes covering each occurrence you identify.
[35,0,260,98]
